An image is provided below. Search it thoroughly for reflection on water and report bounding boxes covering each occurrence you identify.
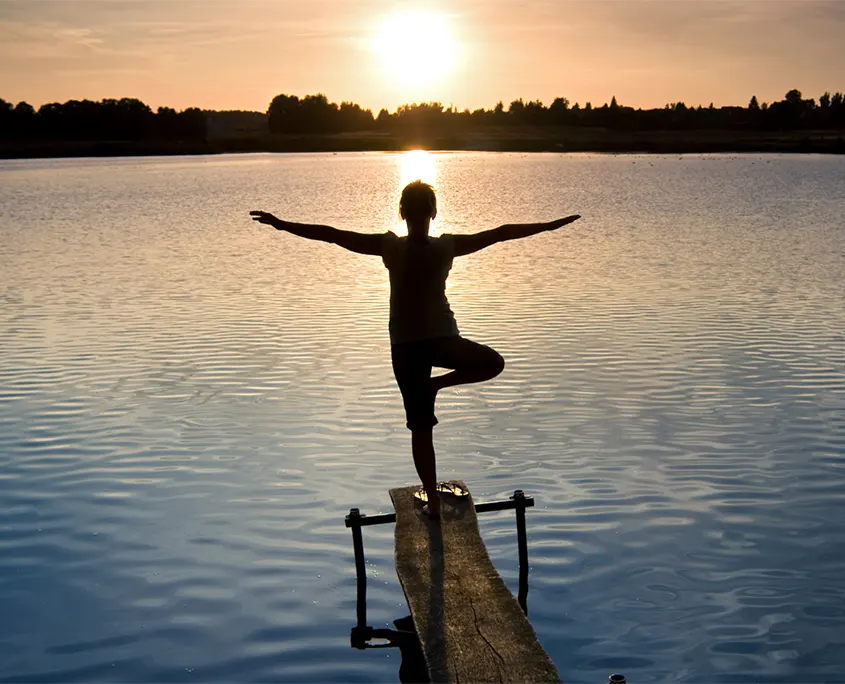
[1,152,844,683]
[400,149,438,189]
[394,149,440,236]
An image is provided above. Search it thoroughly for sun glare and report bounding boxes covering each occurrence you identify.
[400,149,437,188]
[394,150,438,235]
[373,11,458,88]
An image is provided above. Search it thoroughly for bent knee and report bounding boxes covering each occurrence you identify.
[488,351,505,378]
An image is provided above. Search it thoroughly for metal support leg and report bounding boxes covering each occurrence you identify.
[512,489,530,615]
[347,508,371,648]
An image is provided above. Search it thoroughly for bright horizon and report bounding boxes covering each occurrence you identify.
[1,0,844,113]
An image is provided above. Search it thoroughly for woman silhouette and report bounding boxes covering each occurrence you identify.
[251,180,580,518]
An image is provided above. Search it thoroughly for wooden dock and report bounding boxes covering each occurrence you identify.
[389,482,561,684]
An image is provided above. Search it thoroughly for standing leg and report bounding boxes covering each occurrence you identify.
[411,427,440,519]
[393,342,441,518]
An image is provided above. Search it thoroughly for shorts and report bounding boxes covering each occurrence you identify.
[391,334,504,431]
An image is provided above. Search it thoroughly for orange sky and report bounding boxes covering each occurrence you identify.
[1,0,843,113]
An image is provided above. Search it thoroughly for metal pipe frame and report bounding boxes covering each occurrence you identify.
[344,492,535,528]
[345,490,535,649]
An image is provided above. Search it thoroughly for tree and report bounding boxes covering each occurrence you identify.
[300,93,339,133]
[550,96,569,111]
[767,90,805,130]
[14,101,35,116]
[13,101,37,137]
[31,97,154,140]
[267,94,301,134]
[338,101,374,131]
[507,98,525,123]
[549,96,570,124]
[156,106,179,138]
[748,95,760,111]
[524,99,546,124]
[785,89,803,107]
[830,92,845,127]
[0,98,14,138]
[176,108,207,141]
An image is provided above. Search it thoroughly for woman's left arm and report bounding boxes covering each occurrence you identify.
[453,215,580,256]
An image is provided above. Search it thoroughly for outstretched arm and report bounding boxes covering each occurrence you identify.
[249,211,382,256]
[453,215,581,257]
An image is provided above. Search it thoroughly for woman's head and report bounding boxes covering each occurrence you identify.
[399,180,437,223]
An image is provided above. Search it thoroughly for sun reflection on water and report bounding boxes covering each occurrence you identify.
[400,149,437,188]
[394,150,439,236]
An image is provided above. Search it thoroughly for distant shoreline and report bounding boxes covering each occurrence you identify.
[2,128,844,159]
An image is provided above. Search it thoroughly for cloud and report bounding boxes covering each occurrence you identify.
[0,14,296,74]
[0,19,107,59]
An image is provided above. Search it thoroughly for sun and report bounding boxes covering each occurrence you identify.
[373,11,458,88]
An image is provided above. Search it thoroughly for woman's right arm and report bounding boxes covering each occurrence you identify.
[249,211,383,256]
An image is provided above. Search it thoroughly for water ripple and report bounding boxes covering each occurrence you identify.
[1,152,844,682]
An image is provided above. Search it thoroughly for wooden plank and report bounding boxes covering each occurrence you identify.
[390,482,562,684]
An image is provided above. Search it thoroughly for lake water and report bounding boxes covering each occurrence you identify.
[1,151,844,683]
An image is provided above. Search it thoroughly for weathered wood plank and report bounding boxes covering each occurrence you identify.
[390,482,561,684]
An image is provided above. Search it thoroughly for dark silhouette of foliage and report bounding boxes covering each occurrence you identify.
[2,88,844,157]
[175,108,207,141]
[369,89,844,132]
[0,97,207,142]
[268,93,375,134]
[548,97,570,125]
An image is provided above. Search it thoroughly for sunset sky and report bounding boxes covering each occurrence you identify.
[1,0,843,114]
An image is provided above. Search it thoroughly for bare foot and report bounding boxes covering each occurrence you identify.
[421,503,441,520]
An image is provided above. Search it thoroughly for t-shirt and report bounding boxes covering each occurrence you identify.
[381,231,459,344]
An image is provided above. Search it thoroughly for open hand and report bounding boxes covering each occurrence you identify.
[547,214,581,231]
[249,210,280,228]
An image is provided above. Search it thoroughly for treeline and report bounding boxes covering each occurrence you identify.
[0,97,207,141]
[1,89,844,149]
[268,89,845,134]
